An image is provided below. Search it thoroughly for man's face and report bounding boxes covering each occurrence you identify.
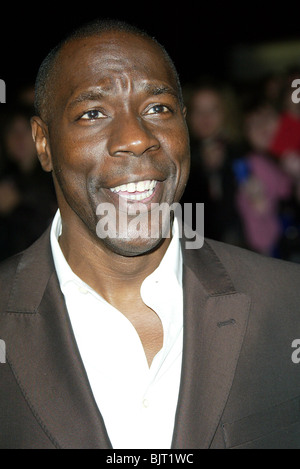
[37,31,190,256]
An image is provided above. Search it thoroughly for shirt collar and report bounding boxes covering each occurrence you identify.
[50,209,182,294]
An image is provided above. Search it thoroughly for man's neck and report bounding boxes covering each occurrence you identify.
[58,216,171,307]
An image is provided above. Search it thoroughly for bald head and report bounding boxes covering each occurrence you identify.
[34,19,183,124]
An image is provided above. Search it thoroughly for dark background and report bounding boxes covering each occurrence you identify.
[2,3,300,95]
[1,3,300,263]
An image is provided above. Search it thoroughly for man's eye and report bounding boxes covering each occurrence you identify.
[81,110,105,120]
[146,104,170,115]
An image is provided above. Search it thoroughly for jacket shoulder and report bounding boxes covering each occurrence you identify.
[206,238,300,294]
[0,253,23,307]
[0,227,53,312]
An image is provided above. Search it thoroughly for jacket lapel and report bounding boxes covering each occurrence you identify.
[3,229,112,448]
[172,240,250,449]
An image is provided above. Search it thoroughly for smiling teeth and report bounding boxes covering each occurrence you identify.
[109,180,157,200]
[121,189,153,200]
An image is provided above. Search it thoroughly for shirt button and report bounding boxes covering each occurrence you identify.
[78,286,88,294]
[142,398,149,408]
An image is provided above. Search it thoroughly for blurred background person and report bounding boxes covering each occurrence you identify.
[181,79,243,245]
[234,99,292,256]
[0,104,57,261]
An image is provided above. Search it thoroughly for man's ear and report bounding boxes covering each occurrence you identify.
[31,116,53,172]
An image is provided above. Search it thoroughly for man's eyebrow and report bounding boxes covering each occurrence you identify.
[142,83,178,98]
[67,83,179,110]
[67,89,106,110]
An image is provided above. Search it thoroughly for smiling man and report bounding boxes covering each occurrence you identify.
[1,19,300,450]
[31,22,190,377]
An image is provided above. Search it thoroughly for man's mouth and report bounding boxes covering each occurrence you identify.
[109,179,158,201]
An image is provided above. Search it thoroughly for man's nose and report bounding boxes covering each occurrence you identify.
[107,113,160,157]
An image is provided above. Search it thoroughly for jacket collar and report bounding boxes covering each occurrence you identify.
[171,239,250,448]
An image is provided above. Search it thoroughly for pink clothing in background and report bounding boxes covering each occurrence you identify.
[236,154,291,255]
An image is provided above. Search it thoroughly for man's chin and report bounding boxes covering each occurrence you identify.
[97,234,167,258]
[94,201,174,257]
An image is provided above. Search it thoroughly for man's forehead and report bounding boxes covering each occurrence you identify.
[45,31,181,120]
[59,32,170,74]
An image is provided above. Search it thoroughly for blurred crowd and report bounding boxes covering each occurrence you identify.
[0,69,300,262]
[181,69,300,263]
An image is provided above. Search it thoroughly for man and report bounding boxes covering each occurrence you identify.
[1,19,300,450]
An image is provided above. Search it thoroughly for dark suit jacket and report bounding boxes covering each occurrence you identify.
[1,227,300,449]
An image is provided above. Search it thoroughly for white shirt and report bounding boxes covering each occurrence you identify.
[50,210,183,449]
